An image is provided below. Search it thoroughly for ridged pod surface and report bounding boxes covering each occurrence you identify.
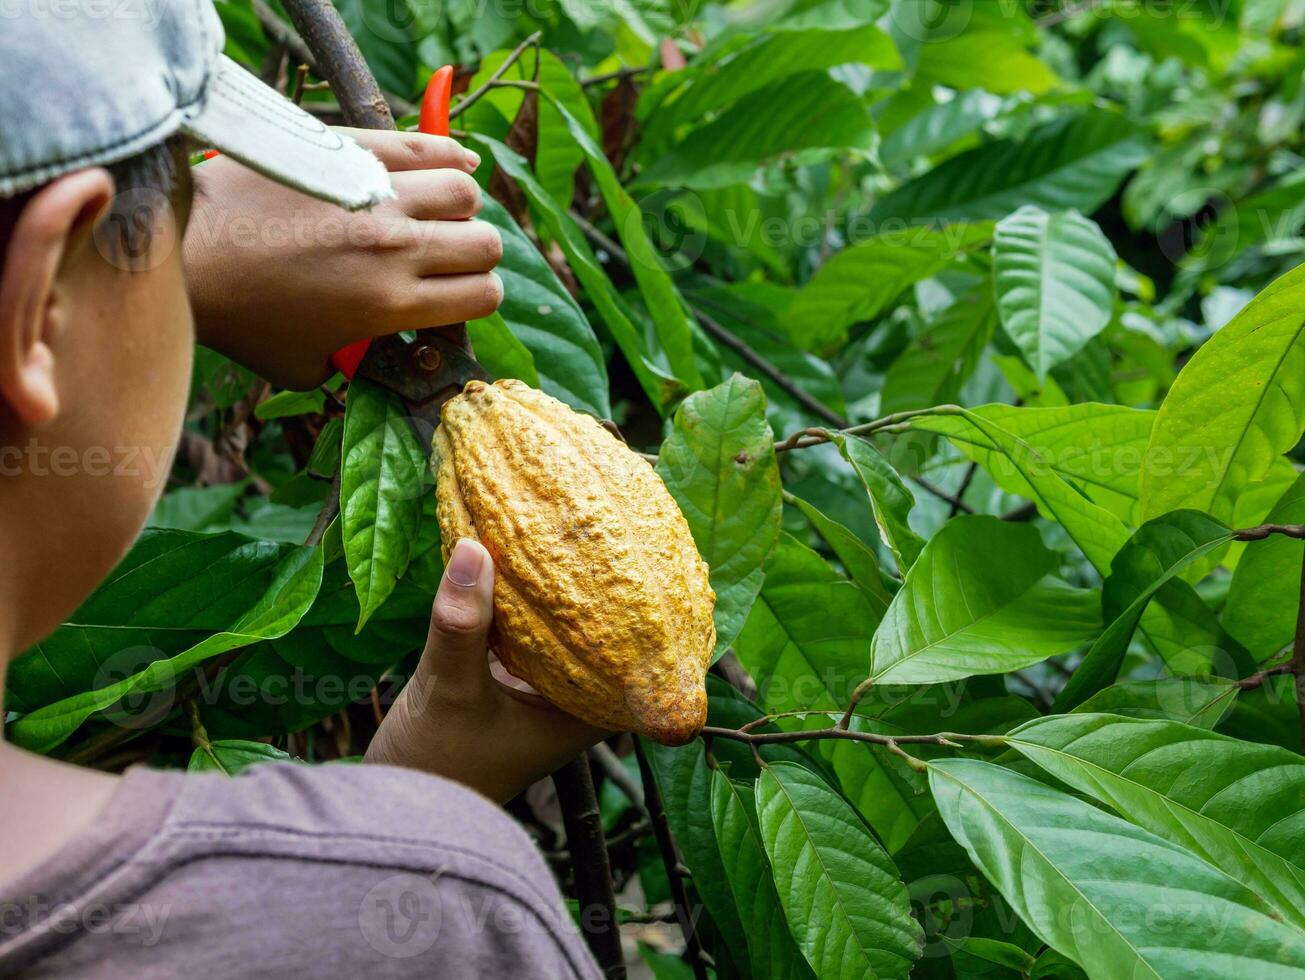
[432,379,715,745]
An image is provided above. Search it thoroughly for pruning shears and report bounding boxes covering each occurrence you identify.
[329,65,489,438]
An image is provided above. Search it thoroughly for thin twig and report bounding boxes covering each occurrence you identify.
[553,757,625,979]
[949,462,979,518]
[633,739,711,980]
[450,31,543,121]
[304,467,341,547]
[567,209,848,427]
[692,307,849,426]
[1292,547,1305,754]
[589,743,645,808]
[700,725,979,751]
[1237,661,1293,690]
[913,475,974,515]
[581,65,654,87]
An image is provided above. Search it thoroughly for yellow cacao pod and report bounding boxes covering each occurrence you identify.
[432,379,716,746]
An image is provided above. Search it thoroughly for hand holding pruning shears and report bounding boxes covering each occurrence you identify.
[185,66,502,392]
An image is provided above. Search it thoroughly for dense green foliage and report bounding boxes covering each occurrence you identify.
[9,0,1305,976]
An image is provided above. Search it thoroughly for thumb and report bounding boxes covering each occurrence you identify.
[421,538,495,694]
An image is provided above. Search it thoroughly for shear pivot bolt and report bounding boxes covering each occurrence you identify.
[414,346,443,372]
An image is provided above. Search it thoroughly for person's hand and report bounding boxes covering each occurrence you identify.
[364,539,610,803]
[183,129,504,390]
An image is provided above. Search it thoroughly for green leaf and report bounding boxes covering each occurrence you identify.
[915,31,1059,94]
[735,534,882,713]
[647,740,752,975]
[640,73,876,191]
[472,133,686,413]
[467,311,540,388]
[255,388,325,420]
[792,223,993,353]
[775,0,891,30]
[188,738,294,775]
[1225,472,1305,658]
[1055,511,1235,711]
[870,111,1150,225]
[690,285,847,423]
[149,482,248,532]
[930,758,1305,979]
[542,94,703,390]
[711,771,815,980]
[657,376,783,655]
[827,434,924,572]
[911,402,1155,526]
[869,516,1099,686]
[993,207,1118,380]
[911,406,1135,575]
[476,196,608,416]
[653,25,899,142]
[879,90,1003,172]
[199,565,431,739]
[461,48,599,209]
[1073,677,1239,729]
[757,762,922,979]
[1008,713,1305,931]
[787,493,895,613]
[880,290,997,437]
[1141,263,1305,524]
[340,378,428,630]
[7,531,323,751]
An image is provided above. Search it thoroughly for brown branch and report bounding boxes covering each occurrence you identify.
[633,739,710,980]
[949,462,979,517]
[692,307,849,427]
[701,724,980,751]
[567,209,848,428]
[581,66,654,87]
[304,467,341,547]
[590,743,645,808]
[1236,661,1293,690]
[450,31,543,121]
[1233,523,1305,542]
[1293,547,1305,754]
[553,756,625,979]
[280,0,394,129]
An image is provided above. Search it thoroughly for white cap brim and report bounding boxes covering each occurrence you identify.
[183,55,394,211]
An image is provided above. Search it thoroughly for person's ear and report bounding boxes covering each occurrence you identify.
[0,169,114,427]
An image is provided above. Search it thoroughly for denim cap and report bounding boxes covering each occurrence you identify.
[0,0,393,210]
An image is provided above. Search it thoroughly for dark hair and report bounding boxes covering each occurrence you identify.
[0,136,189,271]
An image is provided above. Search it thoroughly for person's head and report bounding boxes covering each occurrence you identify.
[0,0,392,654]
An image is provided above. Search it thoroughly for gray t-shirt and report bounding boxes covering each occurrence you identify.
[0,762,601,978]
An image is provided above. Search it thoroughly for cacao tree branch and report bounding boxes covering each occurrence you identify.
[1292,547,1305,754]
[1236,660,1294,690]
[633,739,711,980]
[581,65,654,87]
[279,0,393,129]
[552,756,626,979]
[590,743,645,808]
[1233,522,1305,541]
[700,724,990,751]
